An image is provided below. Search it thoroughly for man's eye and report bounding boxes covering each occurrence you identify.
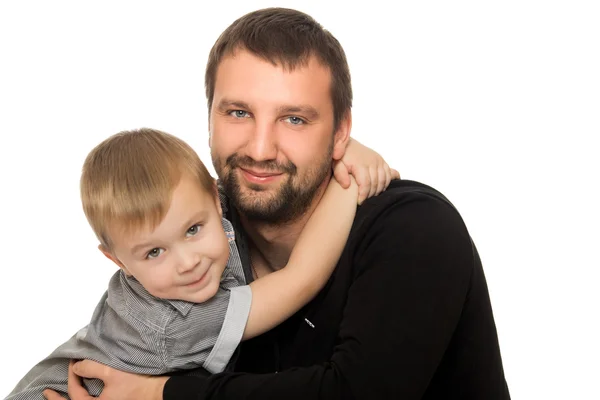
[146,248,164,259]
[230,110,249,118]
[186,224,202,237]
[285,116,305,125]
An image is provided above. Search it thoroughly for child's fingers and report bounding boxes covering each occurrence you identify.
[332,160,351,189]
[368,167,378,199]
[354,167,370,205]
[376,165,388,194]
[384,163,392,188]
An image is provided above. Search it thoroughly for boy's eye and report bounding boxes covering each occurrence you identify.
[146,248,164,259]
[186,223,202,237]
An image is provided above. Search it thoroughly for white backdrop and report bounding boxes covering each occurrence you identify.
[0,1,598,399]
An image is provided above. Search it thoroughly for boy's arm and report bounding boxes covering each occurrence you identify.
[48,185,487,400]
[242,178,358,340]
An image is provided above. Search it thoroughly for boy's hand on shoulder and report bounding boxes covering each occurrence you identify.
[333,138,400,205]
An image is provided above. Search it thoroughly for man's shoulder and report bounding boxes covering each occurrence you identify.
[343,179,476,282]
[347,179,475,263]
[353,179,461,231]
[369,179,453,206]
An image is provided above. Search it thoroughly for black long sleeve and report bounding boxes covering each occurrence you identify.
[164,180,510,399]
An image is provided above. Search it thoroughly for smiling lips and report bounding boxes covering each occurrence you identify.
[183,265,211,288]
[240,168,283,184]
[184,273,208,289]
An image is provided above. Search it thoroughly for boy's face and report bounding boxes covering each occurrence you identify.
[101,176,230,303]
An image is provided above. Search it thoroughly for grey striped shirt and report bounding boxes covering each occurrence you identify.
[6,218,251,400]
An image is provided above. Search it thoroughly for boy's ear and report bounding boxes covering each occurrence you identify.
[98,245,131,275]
[332,110,352,161]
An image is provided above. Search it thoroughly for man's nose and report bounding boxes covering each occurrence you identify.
[245,120,278,162]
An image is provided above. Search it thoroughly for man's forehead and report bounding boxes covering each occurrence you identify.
[213,50,332,110]
[223,46,323,70]
[216,49,331,84]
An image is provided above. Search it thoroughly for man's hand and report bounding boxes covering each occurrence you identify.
[333,138,400,205]
[42,360,167,400]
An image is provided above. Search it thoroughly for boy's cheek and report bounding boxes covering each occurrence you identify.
[143,275,170,298]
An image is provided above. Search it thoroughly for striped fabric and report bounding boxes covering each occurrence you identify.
[6,218,251,400]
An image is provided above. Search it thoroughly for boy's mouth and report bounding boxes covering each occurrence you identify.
[182,265,211,288]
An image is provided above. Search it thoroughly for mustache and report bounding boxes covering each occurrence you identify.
[226,154,297,175]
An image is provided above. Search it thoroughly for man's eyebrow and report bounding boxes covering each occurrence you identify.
[216,99,251,111]
[277,105,320,120]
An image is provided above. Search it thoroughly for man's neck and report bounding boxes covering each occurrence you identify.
[239,178,329,273]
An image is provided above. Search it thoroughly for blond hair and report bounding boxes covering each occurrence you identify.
[81,128,214,249]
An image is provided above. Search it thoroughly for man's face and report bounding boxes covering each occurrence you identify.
[102,176,230,304]
[209,50,342,224]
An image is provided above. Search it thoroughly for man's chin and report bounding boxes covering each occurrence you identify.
[223,169,325,224]
[238,191,282,213]
[234,179,278,196]
[245,182,272,192]
[233,189,290,223]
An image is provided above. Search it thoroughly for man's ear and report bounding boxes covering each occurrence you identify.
[332,110,352,161]
[98,245,131,275]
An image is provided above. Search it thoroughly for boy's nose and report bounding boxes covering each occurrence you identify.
[177,262,196,274]
[176,251,200,274]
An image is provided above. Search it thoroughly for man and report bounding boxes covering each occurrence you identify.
[45,7,510,400]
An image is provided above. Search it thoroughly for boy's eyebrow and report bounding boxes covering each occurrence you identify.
[131,241,155,256]
[129,211,210,256]
[179,210,209,233]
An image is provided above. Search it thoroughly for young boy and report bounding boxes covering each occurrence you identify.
[6,128,388,399]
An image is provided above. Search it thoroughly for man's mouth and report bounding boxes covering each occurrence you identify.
[239,167,283,183]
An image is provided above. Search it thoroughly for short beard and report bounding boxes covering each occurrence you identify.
[215,146,333,225]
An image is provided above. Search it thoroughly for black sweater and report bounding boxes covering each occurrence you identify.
[164,180,510,399]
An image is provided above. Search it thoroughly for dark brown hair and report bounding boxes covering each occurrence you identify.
[205,7,352,130]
